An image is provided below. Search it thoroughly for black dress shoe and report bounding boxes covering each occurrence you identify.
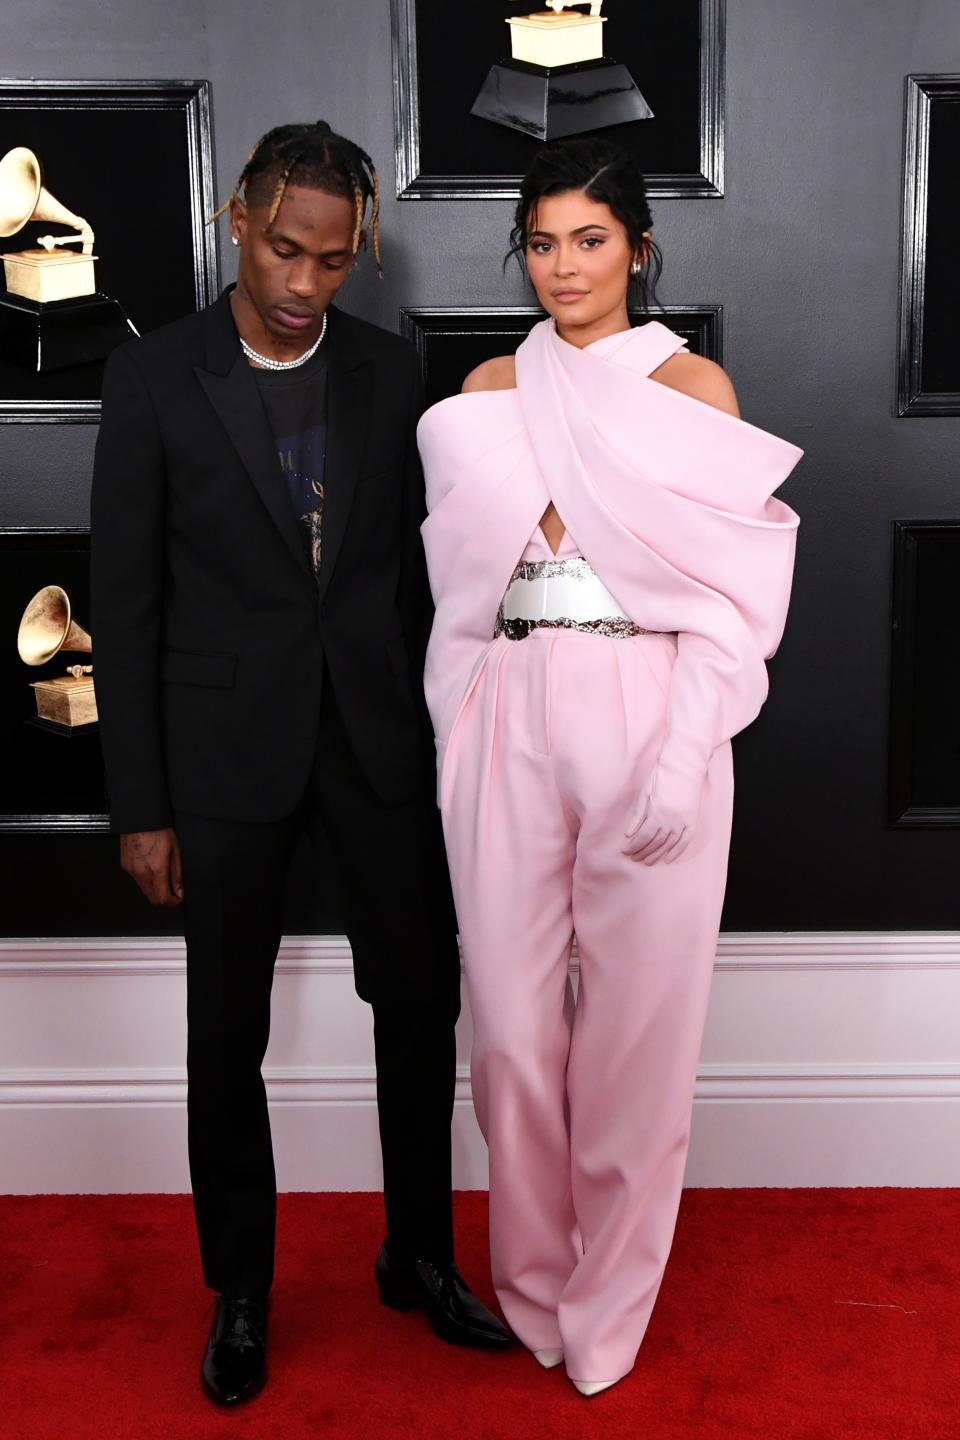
[375,1242,512,1349]
[200,1294,268,1405]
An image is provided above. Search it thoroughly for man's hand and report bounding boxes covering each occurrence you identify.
[120,828,184,906]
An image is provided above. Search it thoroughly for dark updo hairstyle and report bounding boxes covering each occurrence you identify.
[211,120,382,276]
[507,135,662,313]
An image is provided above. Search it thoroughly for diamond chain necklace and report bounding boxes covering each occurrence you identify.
[240,311,328,371]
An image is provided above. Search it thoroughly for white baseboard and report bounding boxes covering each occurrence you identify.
[1,934,958,1193]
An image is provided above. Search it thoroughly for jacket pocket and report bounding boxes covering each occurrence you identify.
[160,647,237,689]
[359,463,400,483]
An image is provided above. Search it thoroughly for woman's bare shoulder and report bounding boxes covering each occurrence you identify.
[649,351,740,418]
[461,354,517,393]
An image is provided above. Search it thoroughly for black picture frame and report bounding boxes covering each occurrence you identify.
[0,528,109,832]
[888,521,960,828]
[0,79,219,424]
[399,304,722,408]
[391,0,725,201]
[897,75,960,417]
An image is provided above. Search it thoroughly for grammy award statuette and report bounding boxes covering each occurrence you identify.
[17,585,98,729]
[471,2,653,141]
[0,146,137,372]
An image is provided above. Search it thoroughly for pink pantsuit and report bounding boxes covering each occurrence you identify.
[418,320,801,1383]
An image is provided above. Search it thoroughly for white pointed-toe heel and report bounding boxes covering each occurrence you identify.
[571,1378,618,1397]
[533,1347,564,1369]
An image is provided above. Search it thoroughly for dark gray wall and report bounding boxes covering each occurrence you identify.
[2,0,959,934]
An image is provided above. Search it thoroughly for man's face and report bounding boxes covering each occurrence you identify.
[231,184,358,347]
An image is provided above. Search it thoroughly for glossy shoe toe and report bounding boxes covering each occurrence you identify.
[533,1347,564,1369]
[200,1295,268,1406]
[375,1243,512,1349]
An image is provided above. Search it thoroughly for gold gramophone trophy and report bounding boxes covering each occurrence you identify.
[17,585,98,729]
[471,1,653,140]
[0,146,137,372]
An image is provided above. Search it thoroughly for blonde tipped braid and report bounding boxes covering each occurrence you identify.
[348,164,383,278]
[350,176,365,255]
[208,137,266,223]
[369,164,382,278]
[266,151,303,229]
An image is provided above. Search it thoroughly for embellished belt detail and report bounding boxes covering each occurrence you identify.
[494,556,652,641]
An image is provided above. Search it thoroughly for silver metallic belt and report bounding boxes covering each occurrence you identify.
[494,556,651,641]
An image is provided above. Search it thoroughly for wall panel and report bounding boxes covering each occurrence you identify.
[1,0,959,936]
[2,934,958,1192]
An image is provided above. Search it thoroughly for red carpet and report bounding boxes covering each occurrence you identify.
[2,1189,956,1440]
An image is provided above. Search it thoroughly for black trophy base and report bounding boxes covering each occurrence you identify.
[0,292,137,373]
[470,56,654,141]
[24,715,100,738]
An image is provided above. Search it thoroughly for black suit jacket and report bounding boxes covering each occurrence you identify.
[90,290,434,833]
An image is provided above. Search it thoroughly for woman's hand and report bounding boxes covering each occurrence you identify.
[623,758,705,866]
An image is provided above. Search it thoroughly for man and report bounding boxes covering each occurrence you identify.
[90,120,509,1408]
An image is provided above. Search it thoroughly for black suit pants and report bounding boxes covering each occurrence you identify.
[176,675,461,1297]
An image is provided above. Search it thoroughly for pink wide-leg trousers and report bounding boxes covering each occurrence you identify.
[440,626,734,1384]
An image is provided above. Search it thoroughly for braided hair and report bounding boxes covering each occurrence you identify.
[506,136,662,312]
[211,120,382,276]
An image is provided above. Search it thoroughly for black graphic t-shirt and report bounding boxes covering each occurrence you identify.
[252,343,328,579]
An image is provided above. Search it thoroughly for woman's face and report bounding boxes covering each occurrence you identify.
[524,189,643,332]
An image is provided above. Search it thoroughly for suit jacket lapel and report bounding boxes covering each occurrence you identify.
[194,292,313,580]
[316,306,370,603]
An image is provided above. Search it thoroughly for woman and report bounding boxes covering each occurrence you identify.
[417,138,802,1395]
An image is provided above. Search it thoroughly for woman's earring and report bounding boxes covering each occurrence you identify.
[231,234,239,247]
[630,260,642,275]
